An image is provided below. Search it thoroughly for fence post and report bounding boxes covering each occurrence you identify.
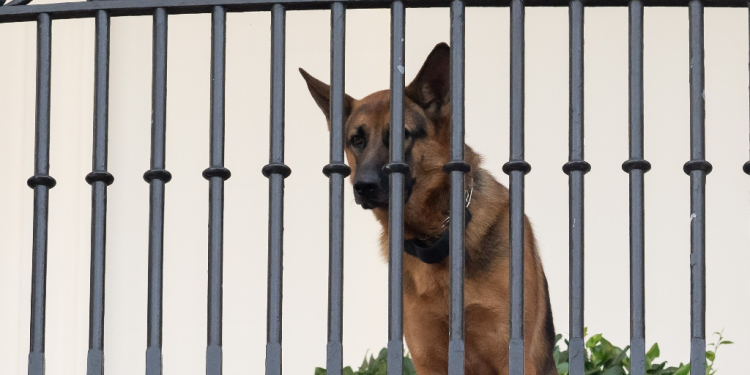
[264,4,291,375]
[86,9,114,375]
[386,1,406,374]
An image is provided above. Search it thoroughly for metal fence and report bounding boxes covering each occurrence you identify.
[0,0,745,374]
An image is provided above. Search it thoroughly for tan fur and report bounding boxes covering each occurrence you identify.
[301,43,557,375]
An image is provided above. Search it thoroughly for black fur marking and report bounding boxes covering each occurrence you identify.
[404,208,472,264]
[467,212,503,277]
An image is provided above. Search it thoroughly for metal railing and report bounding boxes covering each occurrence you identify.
[1,0,746,374]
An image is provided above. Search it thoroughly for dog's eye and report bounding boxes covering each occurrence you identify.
[404,130,411,139]
[351,135,364,147]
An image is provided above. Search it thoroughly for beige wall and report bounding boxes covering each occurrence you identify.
[1,4,748,374]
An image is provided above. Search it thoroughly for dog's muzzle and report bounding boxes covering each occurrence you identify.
[353,179,388,209]
[352,168,416,210]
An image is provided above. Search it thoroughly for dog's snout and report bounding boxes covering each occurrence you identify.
[352,167,388,209]
[354,180,379,197]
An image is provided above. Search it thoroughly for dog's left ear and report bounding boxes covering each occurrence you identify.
[299,68,355,130]
[405,43,450,117]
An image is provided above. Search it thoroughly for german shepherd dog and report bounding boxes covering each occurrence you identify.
[301,43,557,375]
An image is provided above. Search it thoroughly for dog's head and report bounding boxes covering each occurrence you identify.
[300,43,452,212]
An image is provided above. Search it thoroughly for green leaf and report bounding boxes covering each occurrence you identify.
[705,350,715,362]
[646,343,661,364]
[342,366,355,375]
[648,361,667,372]
[586,334,603,349]
[673,364,690,375]
[602,366,626,375]
[377,348,388,361]
[376,359,387,375]
[314,367,327,375]
[719,341,733,345]
[610,345,630,367]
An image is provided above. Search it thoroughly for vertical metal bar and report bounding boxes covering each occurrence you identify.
[263,4,290,375]
[685,1,710,374]
[203,6,230,375]
[144,7,171,375]
[386,2,406,374]
[86,9,114,375]
[504,0,529,373]
[564,1,589,374]
[624,1,649,374]
[27,12,55,375]
[324,3,348,375]
[446,1,467,374]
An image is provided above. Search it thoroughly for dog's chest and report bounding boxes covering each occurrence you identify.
[404,261,451,305]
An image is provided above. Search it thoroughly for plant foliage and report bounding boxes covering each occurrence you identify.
[553,329,731,375]
[315,330,731,375]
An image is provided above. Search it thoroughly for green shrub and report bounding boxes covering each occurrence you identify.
[314,348,416,375]
[315,330,731,375]
[554,329,731,375]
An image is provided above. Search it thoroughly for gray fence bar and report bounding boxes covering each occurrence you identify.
[86,9,113,375]
[505,0,529,373]
[564,0,588,374]
[263,3,290,375]
[27,12,54,375]
[686,1,709,373]
[324,3,349,375]
[204,5,230,374]
[447,1,467,374]
[144,7,171,375]
[624,0,649,374]
[386,1,406,374]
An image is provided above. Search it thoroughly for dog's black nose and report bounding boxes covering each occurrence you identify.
[354,181,379,197]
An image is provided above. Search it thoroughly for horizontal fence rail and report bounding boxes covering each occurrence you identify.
[2,0,746,374]
[0,0,749,23]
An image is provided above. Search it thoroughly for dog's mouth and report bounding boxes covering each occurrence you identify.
[354,194,389,210]
[353,177,416,210]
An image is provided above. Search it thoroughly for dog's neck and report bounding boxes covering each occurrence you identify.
[371,145,481,240]
[372,173,476,241]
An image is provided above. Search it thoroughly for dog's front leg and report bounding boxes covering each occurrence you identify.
[403,309,449,374]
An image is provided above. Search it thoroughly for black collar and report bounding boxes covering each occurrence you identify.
[403,208,472,264]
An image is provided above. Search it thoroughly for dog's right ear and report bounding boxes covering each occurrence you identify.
[299,68,354,129]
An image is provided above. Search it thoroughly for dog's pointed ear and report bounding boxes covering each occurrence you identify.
[299,68,354,129]
[405,43,451,116]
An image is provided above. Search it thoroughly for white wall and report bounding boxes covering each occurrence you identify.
[0,4,748,374]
